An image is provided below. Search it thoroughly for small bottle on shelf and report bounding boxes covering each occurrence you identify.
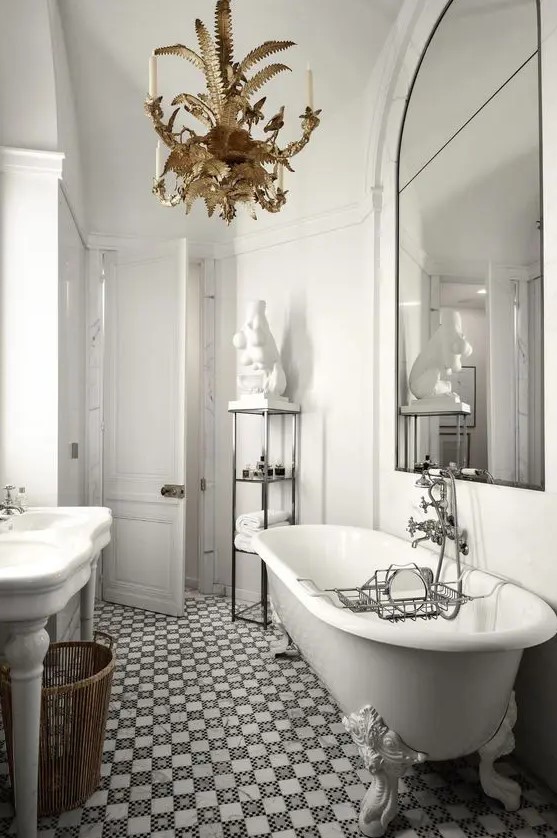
[275,461,286,477]
[17,487,28,510]
[242,465,251,479]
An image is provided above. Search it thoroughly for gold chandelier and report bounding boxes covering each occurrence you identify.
[145,0,321,223]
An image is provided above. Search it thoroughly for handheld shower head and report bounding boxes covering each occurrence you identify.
[414,473,431,488]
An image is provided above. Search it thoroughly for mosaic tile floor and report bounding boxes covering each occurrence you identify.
[1,593,557,837]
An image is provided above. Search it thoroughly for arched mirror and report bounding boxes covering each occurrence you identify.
[396,0,543,489]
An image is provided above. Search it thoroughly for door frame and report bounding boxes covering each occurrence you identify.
[85,236,216,600]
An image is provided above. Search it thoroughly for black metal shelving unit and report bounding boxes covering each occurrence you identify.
[229,403,300,629]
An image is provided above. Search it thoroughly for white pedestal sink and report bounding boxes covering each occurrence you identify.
[0,506,112,838]
[3,509,83,532]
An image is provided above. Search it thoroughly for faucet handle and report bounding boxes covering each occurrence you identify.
[419,496,430,513]
[457,527,469,556]
[407,517,420,537]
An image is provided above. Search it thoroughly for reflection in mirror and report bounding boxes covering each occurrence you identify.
[388,568,428,601]
[396,0,543,489]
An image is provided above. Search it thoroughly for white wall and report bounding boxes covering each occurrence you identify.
[0,0,87,507]
[0,0,58,151]
[372,0,557,791]
[0,151,63,504]
[48,0,87,231]
[58,187,86,506]
[214,217,374,599]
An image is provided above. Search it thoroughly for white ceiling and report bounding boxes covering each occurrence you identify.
[58,0,403,241]
[440,280,486,310]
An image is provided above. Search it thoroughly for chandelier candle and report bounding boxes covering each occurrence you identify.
[307,64,314,110]
[144,0,322,223]
[149,53,157,98]
[155,141,162,180]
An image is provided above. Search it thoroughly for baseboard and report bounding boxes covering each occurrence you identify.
[224,585,261,603]
[185,576,199,590]
[102,587,182,617]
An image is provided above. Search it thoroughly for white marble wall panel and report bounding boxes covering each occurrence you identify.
[199,260,217,593]
[86,249,107,600]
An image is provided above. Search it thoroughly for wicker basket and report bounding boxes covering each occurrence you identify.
[0,631,115,816]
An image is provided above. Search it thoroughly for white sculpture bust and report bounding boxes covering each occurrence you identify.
[232,300,287,398]
[408,308,472,406]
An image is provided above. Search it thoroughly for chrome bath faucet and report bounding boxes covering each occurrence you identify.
[407,467,468,556]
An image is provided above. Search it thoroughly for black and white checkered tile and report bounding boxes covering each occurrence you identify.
[1,592,557,837]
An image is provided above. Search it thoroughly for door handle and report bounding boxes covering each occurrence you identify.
[161,484,185,499]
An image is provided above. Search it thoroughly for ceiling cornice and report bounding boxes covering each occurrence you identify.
[0,147,65,177]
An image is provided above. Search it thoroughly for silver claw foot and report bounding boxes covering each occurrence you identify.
[270,601,298,658]
[343,705,427,837]
[479,691,521,811]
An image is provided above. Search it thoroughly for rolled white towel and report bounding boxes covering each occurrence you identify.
[234,532,257,553]
[236,509,290,533]
[234,520,290,553]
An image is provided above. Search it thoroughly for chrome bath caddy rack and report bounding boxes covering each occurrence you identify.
[299,463,505,624]
[326,564,473,622]
[297,562,502,623]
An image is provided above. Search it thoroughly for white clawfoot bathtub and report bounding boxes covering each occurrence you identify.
[253,525,557,838]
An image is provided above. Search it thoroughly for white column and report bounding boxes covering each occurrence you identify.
[80,554,99,641]
[0,147,64,504]
[4,619,50,838]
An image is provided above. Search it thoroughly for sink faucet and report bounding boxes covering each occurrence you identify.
[0,485,25,516]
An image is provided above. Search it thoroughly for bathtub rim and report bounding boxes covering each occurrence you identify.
[253,524,557,653]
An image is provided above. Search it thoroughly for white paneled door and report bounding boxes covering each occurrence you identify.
[103,241,187,616]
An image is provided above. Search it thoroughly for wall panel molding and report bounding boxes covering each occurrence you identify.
[0,146,64,177]
[87,192,382,263]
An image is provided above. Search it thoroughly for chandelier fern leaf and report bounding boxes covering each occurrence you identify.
[145,0,321,222]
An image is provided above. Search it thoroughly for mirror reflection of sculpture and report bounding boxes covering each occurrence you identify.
[233,300,287,397]
[408,309,472,407]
